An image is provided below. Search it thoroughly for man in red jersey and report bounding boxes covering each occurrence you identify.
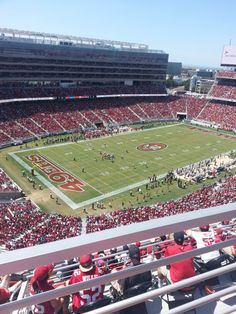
[68,254,103,312]
[158,231,195,284]
[30,264,67,314]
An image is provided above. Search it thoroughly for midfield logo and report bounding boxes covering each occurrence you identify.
[137,143,167,151]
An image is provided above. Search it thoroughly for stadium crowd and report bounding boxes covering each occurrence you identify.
[0,168,20,192]
[209,83,236,100]
[198,100,236,130]
[216,71,236,79]
[0,94,236,146]
[0,199,82,250]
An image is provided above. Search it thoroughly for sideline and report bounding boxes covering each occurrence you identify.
[13,123,180,153]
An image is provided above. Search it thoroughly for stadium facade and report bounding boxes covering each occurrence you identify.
[0,28,168,95]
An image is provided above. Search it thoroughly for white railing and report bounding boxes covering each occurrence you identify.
[0,202,236,313]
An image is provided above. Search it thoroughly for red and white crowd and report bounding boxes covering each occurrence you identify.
[0,198,82,250]
[0,94,236,146]
[0,168,20,192]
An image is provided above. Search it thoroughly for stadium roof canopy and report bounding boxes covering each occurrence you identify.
[0,27,165,53]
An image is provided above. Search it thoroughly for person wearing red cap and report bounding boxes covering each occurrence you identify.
[68,254,103,312]
[30,264,67,314]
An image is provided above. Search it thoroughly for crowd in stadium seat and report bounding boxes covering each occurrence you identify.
[83,129,111,139]
[182,96,207,119]
[0,131,12,146]
[0,121,32,141]
[0,169,20,192]
[0,199,82,250]
[1,94,236,147]
[209,83,236,100]
[197,101,236,130]
[217,71,236,79]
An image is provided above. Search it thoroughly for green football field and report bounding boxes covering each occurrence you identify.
[14,124,236,206]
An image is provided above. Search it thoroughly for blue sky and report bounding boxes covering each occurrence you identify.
[0,0,235,68]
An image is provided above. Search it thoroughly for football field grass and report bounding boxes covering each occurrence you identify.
[14,124,236,207]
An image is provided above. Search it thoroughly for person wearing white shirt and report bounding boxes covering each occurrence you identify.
[186,225,220,263]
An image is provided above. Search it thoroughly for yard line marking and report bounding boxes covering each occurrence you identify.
[194,146,201,149]
[182,149,189,152]
[40,153,103,195]
[73,173,166,209]
[65,152,73,155]
[100,171,110,176]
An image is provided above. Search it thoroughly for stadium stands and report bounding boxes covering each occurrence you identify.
[1,94,236,148]
[209,83,236,100]
[197,101,236,130]
[216,71,236,79]
[0,169,20,192]
[0,199,82,250]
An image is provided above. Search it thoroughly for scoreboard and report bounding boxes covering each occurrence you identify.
[221,45,236,66]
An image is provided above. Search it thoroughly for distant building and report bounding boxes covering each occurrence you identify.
[195,79,214,94]
[196,69,215,79]
[189,69,215,94]
[167,62,182,76]
[189,75,198,92]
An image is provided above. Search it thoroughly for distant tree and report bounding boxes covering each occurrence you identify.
[183,79,190,91]
[166,76,176,88]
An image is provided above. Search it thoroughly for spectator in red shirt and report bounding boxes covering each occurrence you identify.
[68,254,104,312]
[0,274,22,305]
[158,231,195,284]
[30,264,66,314]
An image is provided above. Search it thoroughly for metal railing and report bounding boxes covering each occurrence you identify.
[0,202,236,313]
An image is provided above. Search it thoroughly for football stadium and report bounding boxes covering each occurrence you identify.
[0,28,236,314]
